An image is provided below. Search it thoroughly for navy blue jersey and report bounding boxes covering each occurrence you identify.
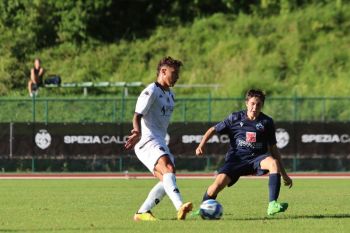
[214,110,277,163]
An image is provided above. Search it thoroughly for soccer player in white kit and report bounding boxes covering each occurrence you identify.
[125,56,193,221]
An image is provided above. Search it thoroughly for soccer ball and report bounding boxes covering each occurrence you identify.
[200,199,223,220]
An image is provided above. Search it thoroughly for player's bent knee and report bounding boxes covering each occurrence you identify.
[268,158,279,173]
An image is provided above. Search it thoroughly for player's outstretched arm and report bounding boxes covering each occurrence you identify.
[125,113,142,150]
[196,127,216,157]
[270,145,293,188]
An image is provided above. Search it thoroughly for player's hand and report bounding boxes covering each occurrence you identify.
[283,175,293,188]
[124,129,141,150]
[195,146,204,157]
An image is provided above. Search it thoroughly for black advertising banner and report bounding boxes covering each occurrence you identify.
[273,122,350,158]
[0,123,10,156]
[294,122,350,156]
[168,123,229,156]
[1,122,350,158]
[274,122,297,157]
[10,123,132,157]
[169,122,297,157]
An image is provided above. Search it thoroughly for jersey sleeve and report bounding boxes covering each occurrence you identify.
[214,114,233,135]
[135,87,156,115]
[267,118,277,146]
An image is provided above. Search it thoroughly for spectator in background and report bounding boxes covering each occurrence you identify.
[28,58,44,97]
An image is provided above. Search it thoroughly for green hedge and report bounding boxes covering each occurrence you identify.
[1,1,349,99]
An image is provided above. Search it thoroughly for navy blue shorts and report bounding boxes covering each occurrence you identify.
[218,154,269,187]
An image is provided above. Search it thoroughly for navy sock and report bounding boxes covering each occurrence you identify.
[268,173,281,202]
[202,190,217,202]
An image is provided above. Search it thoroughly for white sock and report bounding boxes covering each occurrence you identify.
[162,173,183,210]
[138,182,166,213]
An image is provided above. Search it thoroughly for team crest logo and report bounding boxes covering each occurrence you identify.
[275,128,289,149]
[246,132,256,143]
[35,129,52,150]
[256,122,265,131]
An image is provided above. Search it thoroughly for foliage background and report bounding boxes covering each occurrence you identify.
[0,0,349,97]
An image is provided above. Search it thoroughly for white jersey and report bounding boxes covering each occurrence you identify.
[135,82,175,145]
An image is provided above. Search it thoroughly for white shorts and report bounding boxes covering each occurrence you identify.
[134,139,175,173]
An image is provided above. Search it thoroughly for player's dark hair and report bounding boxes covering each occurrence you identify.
[245,89,266,104]
[156,56,183,77]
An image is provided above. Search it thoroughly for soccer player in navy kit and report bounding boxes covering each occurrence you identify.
[195,89,293,216]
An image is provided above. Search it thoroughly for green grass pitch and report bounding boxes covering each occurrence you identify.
[0,178,349,233]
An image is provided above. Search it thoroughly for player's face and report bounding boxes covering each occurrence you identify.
[161,66,179,88]
[246,97,263,120]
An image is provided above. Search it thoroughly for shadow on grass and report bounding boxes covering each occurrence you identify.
[0,227,126,232]
[138,213,350,221]
[223,213,350,221]
[1,214,349,231]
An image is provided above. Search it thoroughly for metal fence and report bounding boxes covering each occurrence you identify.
[1,96,350,123]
